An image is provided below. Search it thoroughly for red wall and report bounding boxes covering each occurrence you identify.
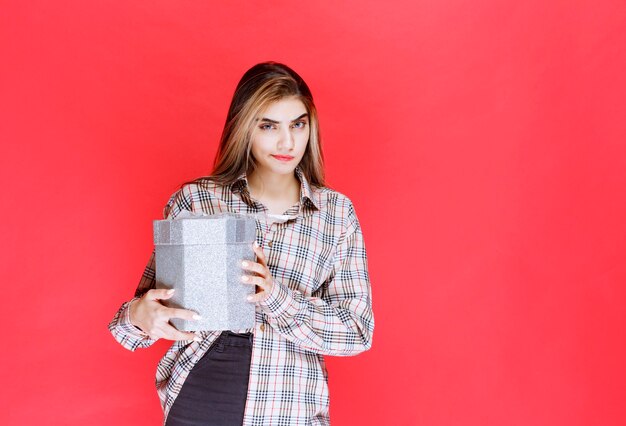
[2,1,625,425]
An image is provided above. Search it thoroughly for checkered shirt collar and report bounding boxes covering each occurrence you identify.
[230,166,320,211]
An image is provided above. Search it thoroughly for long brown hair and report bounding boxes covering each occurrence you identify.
[182,62,325,189]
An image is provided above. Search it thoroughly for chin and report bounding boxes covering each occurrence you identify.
[266,157,302,172]
[255,162,295,176]
[272,166,298,175]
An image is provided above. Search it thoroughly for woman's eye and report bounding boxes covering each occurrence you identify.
[260,124,274,131]
[293,121,307,129]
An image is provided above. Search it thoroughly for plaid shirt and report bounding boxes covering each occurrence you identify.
[108,167,374,425]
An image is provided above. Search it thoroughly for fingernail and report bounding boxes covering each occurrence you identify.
[242,261,248,267]
[193,336,202,342]
[166,289,175,294]
[192,314,202,320]
[242,276,249,282]
[254,241,259,248]
[247,295,254,301]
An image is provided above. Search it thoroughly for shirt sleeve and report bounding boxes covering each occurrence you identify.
[107,186,194,351]
[257,201,375,356]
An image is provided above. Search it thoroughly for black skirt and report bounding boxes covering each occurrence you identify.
[165,331,253,426]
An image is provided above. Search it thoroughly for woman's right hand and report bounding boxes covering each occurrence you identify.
[129,289,201,341]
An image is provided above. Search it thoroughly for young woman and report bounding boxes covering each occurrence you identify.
[109,62,374,426]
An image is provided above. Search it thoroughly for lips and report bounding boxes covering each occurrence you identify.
[272,155,294,162]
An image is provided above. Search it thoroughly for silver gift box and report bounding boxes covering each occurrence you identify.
[153,212,257,331]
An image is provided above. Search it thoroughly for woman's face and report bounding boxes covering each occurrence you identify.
[250,96,309,178]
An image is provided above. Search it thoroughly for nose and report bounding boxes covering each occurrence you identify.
[277,126,295,151]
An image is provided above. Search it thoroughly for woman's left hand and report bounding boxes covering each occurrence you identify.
[241,242,274,303]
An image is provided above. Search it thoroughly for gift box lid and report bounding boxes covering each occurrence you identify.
[153,212,256,245]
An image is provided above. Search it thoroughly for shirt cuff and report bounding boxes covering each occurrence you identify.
[118,297,154,341]
[257,279,299,319]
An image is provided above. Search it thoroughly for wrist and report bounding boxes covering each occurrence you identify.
[128,298,145,332]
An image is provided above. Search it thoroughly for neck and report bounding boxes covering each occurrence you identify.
[247,169,300,202]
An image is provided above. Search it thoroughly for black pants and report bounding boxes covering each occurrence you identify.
[165,331,253,426]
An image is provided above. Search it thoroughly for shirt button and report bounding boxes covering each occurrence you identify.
[259,324,265,332]
[267,241,273,248]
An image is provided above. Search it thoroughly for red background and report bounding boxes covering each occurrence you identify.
[1,1,625,425]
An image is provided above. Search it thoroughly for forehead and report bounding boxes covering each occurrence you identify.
[259,97,308,120]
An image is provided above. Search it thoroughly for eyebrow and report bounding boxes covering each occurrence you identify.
[258,113,309,124]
